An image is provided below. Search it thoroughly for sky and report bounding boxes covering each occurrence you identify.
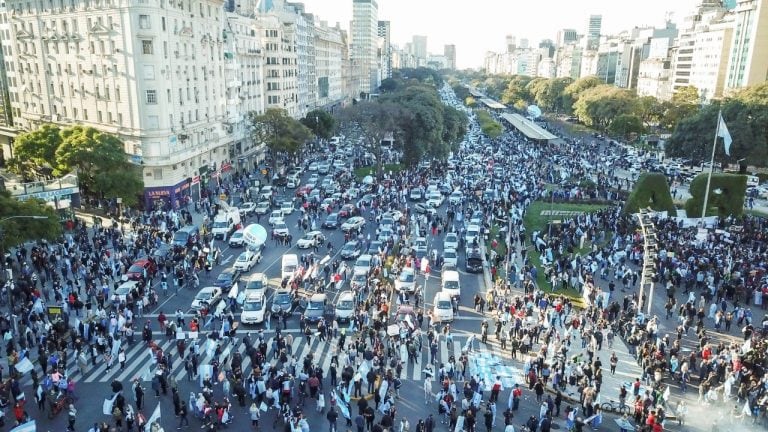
[297,0,702,69]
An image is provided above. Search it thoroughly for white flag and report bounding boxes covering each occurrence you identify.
[144,403,161,432]
[718,113,733,156]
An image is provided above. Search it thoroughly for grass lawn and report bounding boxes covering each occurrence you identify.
[746,209,768,218]
[354,164,404,180]
[522,201,610,306]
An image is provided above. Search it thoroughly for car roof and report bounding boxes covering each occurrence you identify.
[310,293,327,301]
[339,291,354,300]
[435,291,452,300]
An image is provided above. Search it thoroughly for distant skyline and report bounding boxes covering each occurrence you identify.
[298,0,702,69]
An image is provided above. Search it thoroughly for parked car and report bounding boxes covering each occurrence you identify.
[341,216,366,232]
[191,286,222,310]
[233,250,261,272]
[214,268,240,289]
[340,240,362,260]
[123,259,157,281]
[297,231,326,249]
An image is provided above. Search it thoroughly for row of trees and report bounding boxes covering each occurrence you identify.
[451,71,768,165]
[475,110,503,139]
[249,68,467,178]
[9,125,144,205]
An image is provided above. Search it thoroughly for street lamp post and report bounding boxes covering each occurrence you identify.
[0,215,50,310]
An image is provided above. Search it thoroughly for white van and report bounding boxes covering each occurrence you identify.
[281,254,299,281]
[432,291,454,323]
[335,291,355,323]
[240,292,267,324]
[441,270,461,299]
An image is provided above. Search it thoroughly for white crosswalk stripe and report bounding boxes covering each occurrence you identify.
[17,332,515,386]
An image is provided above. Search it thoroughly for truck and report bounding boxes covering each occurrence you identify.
[211,206,242,240]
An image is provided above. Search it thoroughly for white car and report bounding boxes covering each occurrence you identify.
[268,211,284,226]
[385,210,403,221]
[273,221,289,237]
[448,191,463,205]
[233,250,261,272]
[228,229,245,247]
[444,233,459,251]
[320,198,335,212]
[240,292,267,324]
[443,249,458,267]
[354,254,372,275]
[465,224,481,246]
[409,188,423,201]
[395,268,416,293]
[238,202,256,216]
[413,237,428,255]
[308,162,319,172]
[254,201,271,215]
[341,216,366,232]
[191,286,222,310]
[297,231,326,249]
[280,201,294,216]
[432,291,454,323]
[427,192,443,207]
[286,177,300,189]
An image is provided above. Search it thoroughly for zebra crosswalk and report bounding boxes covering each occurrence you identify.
[17,331,516,387]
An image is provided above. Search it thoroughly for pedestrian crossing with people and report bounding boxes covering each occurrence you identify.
[18,330,520,387]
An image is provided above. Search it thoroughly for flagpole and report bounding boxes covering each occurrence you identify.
[701,109,722,219]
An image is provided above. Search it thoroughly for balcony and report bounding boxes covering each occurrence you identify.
[226,80,241,88]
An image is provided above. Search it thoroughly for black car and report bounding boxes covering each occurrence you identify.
[214,268,240,289]
[466,249,483,273]
[340,240,362,260]
[322,213,340,229]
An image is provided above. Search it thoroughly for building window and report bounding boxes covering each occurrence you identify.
[153,168,163,179]
[146,89,157,104]
[141,40,153,55]
[139,15,150,29]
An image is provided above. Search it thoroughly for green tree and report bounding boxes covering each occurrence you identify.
[383,85,447,164]
[9,124,63,179]
[636,96,665,126]
[379,78,399,93]
[608,114,645,139]
[734,81,768,105]
[341,101,404,177]
[465,96,477,107]
[300,109,336,140]
[55,125,143,203]
[0,191,62,253]
[532,77,574,112]
[501,75,533,107]
[661,86,700,131]
[563,76,603,113]
[441,106,469,154]
[249,108,312,157]
[573,85,638,130]
[666,100,768,165]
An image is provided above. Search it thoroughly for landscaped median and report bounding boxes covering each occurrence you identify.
[522,200,610,307]
[353,164,404,181]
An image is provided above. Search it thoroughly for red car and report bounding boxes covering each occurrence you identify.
[295,185,312,198]
[124,259,157,281]
[338,204,358,218]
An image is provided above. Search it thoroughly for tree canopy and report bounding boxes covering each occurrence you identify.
[249,108,312,156]
[300,109,336,140]
[10,125,143,205]
[340,101,404,178]
[0,190,62,252]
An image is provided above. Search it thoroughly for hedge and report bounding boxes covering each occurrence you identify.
[684,173,747,217]
[622,173,676,215]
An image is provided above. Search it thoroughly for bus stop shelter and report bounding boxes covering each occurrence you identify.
[500,113,558,143]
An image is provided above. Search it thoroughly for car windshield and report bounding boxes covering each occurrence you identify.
[284,264,297,272]
[357,259,370,267]
[338,300,354,309]
[243,299,263,311]
[302,233,315,241]
[444,281,459,289]
[274,293,291,304]
[399,272,414,282]
[173,232,188,242]
[218,274,232,282]
[437,300,452,309]
[307,300,324,310]
[246,280,264,290]
[231,232,243,239]
[212,221,228,228]
[128,265,144,273]
[196,291,212,300]
[327,215,337,221]
[237,254,249,261]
